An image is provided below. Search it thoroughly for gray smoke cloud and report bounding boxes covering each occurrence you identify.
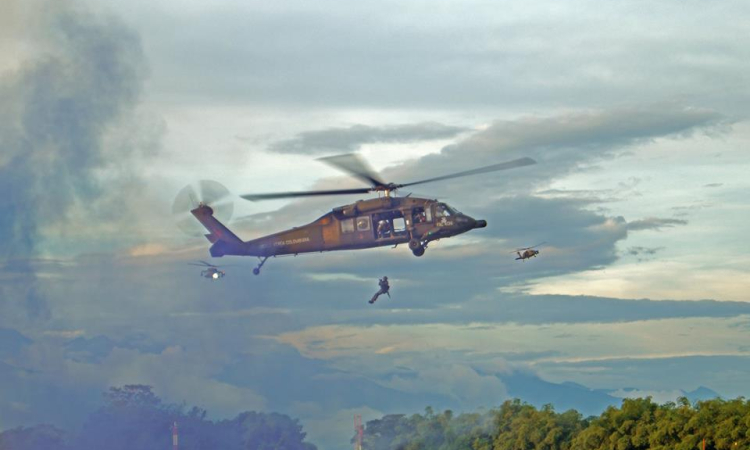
[269,122,469,154]
[0,2,151,321]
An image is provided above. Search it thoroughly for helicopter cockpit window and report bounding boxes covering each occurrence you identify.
[356,216,371,231]
[435,203,453,218]
[341,218,355,233]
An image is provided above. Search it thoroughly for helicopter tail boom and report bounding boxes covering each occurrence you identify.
[191,205,245,257]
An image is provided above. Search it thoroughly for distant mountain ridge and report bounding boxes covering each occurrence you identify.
[499,370,721,416]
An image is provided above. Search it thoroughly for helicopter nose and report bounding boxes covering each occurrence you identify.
[473,219,487,229]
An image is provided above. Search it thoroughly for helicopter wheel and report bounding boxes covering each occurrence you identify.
[408,239,422,251]
[412,246,425,257]
[253,268,260,275]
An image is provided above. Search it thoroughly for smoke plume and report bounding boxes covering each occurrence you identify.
[0,2,151,320]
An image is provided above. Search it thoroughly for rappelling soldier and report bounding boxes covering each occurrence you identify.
[369,276,390,304]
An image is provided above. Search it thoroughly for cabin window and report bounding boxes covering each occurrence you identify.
[356,216,371,231]
[413,207,430,224]
[341,218,355,233]
[374,211,407,239]
[393,217,406,234]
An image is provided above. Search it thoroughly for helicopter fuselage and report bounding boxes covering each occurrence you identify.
[200,267,225,279]
[515,249,540,260]
[193,196,486,259]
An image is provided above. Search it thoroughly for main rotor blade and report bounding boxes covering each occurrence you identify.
[515,242,546,251]
[188,260,217,267]
[398,157,536,188]
[241,187,372,201]
[317,153,386,187]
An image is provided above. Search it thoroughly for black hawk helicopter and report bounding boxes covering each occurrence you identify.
[174,154,535,275]
[189,260,228,280]
[513,242,545,261]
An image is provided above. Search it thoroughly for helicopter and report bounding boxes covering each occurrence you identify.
[513,242,545,261]
[189,260,227,280]
[174,154,536,275]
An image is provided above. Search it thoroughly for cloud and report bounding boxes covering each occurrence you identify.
[64,334,165,363]
[379,106,723,200]
[527,261,750,302]
[385,364,508,410]
[276,316,750,367]
[535,355,750,398]
[269,122,468,154]
[117,0,750,111]
[627,217,688,231]
[127,243,171,257]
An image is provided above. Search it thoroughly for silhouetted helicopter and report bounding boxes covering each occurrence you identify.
[513,242,545,261]
[189,260,227,280]
[174,154,535,275]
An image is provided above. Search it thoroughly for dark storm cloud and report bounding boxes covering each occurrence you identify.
[626,217,688,231]
[0,328,32,359]
[130,1,750,111]
[267,280,750,327]
[217,344,452,414]
[0,4,150,322]
[269,122,468,154]
[64,334,165,363]
[382,106,724,200]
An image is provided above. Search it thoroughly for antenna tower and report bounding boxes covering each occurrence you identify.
[171,421,179,450]
[354,414,363,450]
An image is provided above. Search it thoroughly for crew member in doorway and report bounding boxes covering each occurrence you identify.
[377,219,392,238]
[369,276,390,304]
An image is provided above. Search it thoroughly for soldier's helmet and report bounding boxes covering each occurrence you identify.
[383,276,388,280]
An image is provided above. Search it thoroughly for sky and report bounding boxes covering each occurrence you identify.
[1,0,749,448]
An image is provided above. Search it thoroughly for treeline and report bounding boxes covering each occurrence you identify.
[0,385,316,450]
[360,397,750,450]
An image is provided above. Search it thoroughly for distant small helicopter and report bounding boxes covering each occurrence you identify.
[173,153,536,275]
[513,243,545,261]
[189,261,227,280]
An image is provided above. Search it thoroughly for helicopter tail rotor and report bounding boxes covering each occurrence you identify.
[172,180,234,237]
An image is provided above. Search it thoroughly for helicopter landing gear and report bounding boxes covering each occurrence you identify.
[253,256,269,275]
[409,239,425,257]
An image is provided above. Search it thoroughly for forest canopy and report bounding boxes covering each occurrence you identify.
[358,397,750,450]
[0,385,316,450]
[3,387,749,450]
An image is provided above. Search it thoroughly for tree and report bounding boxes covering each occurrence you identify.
[0,424,69,450]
